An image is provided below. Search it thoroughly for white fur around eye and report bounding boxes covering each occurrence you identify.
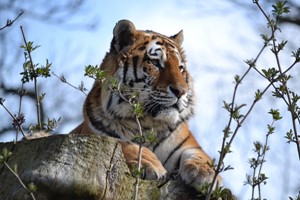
[147,41,166,68]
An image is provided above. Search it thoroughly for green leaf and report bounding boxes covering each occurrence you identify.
[109,77,119,90]
[130,165,146,178]
[277,40,288,51]
[244,59,256,68]
[253,141,262,153]
[44,117,61,132]
[28,182,37,192]
[132,102,143,118]
[20,41,41,53]
[13,163,18,173]
[267,124,275,134]
[234,75,241,84]
[223,143,232,154]
[222,126,232,138]
[255,89,263,101]
[35,63,51,78]
[285,129,294,143]
[224,165,234,171]
[131,130,158,145]
[268,109,282,121]
[261,68,279,81]
[0,148,12,161]
[222,101,231,112]
[272,1,290,17]
[291,48,300,62]
[272,90,283,98]
[84,65,106,82]
[195,182,211,196]
[260,34,270,45]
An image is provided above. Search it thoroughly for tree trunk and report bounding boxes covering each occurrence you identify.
[0,135,234,200]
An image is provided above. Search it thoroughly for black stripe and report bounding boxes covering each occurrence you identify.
[132,56,139,81]
[129,80,134,87]
[143,52,149,62]
[163,135,190,166]
[153,142,161,153]
[153,123,185,152]
[86,98,121,139]
[123,60,128,84]
[167,43,175,49]
[118,96,124,104]
[106,94,113,110]
[149,49,158,56]
[138,46,146,51]
[153,129,173,152]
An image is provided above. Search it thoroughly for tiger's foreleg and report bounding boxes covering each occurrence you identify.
[178,134,222,189]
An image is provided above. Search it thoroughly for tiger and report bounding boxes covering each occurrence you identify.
[70,19,221,189]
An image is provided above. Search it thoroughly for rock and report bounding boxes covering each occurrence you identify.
[0,135,234,200]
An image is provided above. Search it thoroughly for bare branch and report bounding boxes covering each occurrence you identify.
[0,10,24,31]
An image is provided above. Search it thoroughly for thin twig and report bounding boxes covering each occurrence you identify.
[113,83,144,200]
[16,84,26,142]
[133,115,143,200]
[250,152,260,199]
[271,40,300,160]
[0,10,24,31]
[207,2,300,198]
[254,0,300,160]
[206,61,256,199]
[207,54,295,199]
[0,100,26,138]
[20,26,42,130]
[3,162,36,200]
[52,72,87,95]
[257,131,271,198]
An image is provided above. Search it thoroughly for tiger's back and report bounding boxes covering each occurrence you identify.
[71,20,221,188]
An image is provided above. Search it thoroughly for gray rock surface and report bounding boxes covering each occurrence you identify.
[0,135,233,200]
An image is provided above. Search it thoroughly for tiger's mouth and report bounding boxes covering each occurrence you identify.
[148,102,184,117]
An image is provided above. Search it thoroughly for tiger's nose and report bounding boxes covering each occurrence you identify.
[169,86,186,98]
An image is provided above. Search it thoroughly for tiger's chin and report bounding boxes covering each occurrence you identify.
[151,106,184,124]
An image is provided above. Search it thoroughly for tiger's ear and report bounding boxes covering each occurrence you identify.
[170,30,184,46]
[113,20,136,52]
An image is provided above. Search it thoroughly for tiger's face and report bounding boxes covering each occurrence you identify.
[100,20,194,125]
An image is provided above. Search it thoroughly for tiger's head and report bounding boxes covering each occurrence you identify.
[94,20,194,126]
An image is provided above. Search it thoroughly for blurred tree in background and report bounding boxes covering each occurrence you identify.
[0,0,100,136]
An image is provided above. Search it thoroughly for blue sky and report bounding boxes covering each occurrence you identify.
[1,0,299,199]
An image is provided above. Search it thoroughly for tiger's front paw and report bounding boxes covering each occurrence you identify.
[120,142,167,180]
[127,159,167,180]
[179,153,222,189]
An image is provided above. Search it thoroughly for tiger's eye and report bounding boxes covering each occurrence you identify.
[151,59,159,66]
[179,65,184,72]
